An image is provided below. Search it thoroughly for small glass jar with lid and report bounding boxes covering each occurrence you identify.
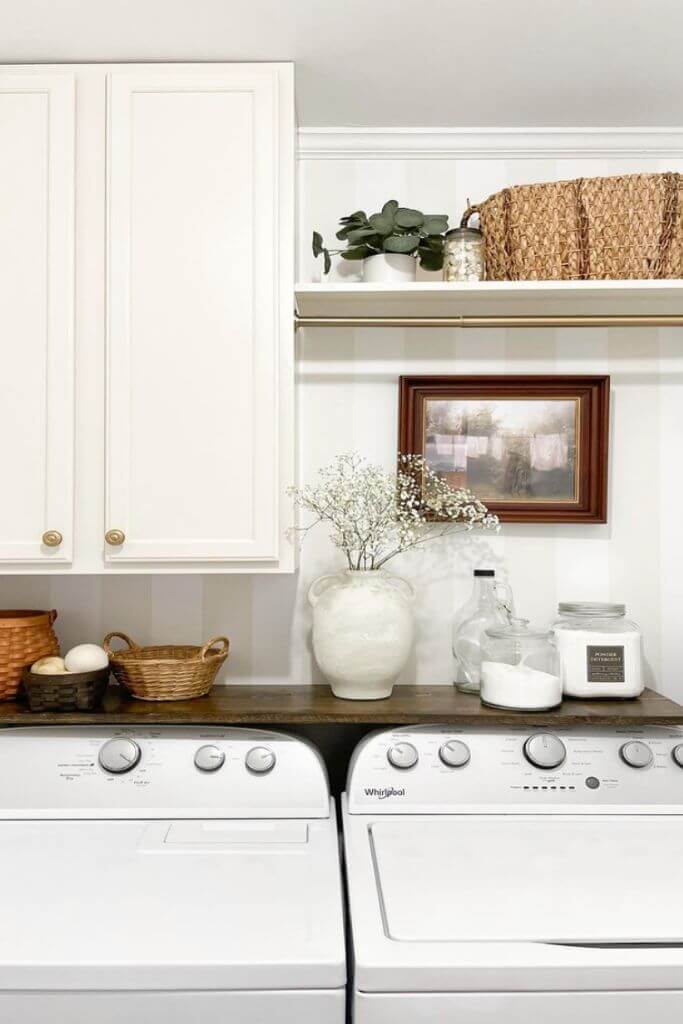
[442,208,485,282]
[553,602,643,698]
[480,618,561,711]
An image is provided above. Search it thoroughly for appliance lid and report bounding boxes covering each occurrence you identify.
[370,815,683,944]
[0,816,345,992]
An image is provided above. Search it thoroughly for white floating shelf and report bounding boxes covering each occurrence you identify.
[295,280,683,322]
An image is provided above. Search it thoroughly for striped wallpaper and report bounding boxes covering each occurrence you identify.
[2,139,682,700]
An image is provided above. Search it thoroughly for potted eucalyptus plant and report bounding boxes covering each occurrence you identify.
[312,200,449,282]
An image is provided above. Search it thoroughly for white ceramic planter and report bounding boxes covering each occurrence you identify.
[308,569,415,700]
[362,253,416,283]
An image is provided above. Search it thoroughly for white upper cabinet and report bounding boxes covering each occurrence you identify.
[0,72,75,563]
[0,63,294,573]
[106,67,292,565]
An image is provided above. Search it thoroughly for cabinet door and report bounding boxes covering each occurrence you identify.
[0,72,75,562]
[106,66,293,565]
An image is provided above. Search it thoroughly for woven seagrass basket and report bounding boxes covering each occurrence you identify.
[465,171,683,281]
[103,632,230,701]
[0,610,60,702]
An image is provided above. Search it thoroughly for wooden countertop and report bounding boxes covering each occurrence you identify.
[1,685,682,727]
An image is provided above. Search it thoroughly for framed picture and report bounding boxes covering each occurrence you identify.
[398,375,610,523]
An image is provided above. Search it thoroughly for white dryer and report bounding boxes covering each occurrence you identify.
[343,724,683,1024]
[0,726,345,1024]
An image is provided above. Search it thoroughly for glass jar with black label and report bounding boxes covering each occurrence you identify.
[552,602,643,699]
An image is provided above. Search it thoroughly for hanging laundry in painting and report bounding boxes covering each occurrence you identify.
[490,436,505,461]
[466,435,489,457]
[529,433,568,472]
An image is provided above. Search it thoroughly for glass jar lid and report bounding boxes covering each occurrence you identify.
[558,601,625,616]
[485,617,550,640]
[445,226,482,239]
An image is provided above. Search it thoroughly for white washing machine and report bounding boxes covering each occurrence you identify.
[0,726,345,1023]
[343,723,683,1024]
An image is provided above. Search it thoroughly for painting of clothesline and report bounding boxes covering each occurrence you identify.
[424,398,578,503]
[399,375,610,524]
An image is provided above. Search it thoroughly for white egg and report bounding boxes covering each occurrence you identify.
[64,644,109,673]
[31,656,67,674]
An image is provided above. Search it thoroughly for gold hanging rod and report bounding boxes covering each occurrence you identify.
[295,314,683,330]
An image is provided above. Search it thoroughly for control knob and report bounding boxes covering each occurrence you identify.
[620,740,653,769]
[194,745,225,772]
[387,742,418,770]
[245,746,276,774]
[438,739,470,768]
[523,733,566,770]
[98,737,141,774]
[672,744,683,768]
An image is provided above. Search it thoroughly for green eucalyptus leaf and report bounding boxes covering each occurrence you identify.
[418,246,444,271]
[312,231,325,257]
[323,249,332,275]
[345,226,379,244]
[394,207,424,229]
[381,199,399,218]
[422,215,449,235]
[423,236,444,249]
[368,212,394,235]
[339,210,367,225]
[385,233,420,253]
[341,244,373,261]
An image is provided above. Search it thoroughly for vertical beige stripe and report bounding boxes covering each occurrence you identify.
[150,576,204,644]
[101,575,152,647]
[607,327,661,688]
[202,575,253,685]
[658,326,683,700]
[48,576,104,652]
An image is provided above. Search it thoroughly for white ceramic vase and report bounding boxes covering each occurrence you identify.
[308,569,415,700]
[362,253,416,283]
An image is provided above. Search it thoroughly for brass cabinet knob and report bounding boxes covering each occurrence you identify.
[105,529,126,546]
[42,530,63,548]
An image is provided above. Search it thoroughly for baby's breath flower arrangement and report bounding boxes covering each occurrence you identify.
[289,452,498,571]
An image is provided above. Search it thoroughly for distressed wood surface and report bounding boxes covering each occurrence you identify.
[0,685,680,727]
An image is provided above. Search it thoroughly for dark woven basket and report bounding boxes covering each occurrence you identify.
[22,666,110,712]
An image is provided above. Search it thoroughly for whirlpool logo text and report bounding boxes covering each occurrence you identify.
[363,786,406,800]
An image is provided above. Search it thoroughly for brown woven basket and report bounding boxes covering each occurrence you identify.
[103,632,229,701]
[0,610,60,702]
[22,666,110,712]
[466,172,683,281]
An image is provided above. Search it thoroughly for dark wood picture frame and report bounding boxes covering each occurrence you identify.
[398,375,610,524]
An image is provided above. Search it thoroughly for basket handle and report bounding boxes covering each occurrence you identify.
[103,631,138,656]
[460,204,480,228]
[200,636,230,662]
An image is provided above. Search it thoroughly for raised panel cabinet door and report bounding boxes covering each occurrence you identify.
[106,65,293,564]
[0,72,75,562]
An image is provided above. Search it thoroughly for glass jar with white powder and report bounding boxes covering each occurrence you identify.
[553,602,643,699]
[480,618,561,711]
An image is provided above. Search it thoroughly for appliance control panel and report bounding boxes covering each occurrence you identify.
[0,727,330,820]
[347,724,683,814]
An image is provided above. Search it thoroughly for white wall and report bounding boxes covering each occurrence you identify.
[2,132,682,700]
[2,1,683,127]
